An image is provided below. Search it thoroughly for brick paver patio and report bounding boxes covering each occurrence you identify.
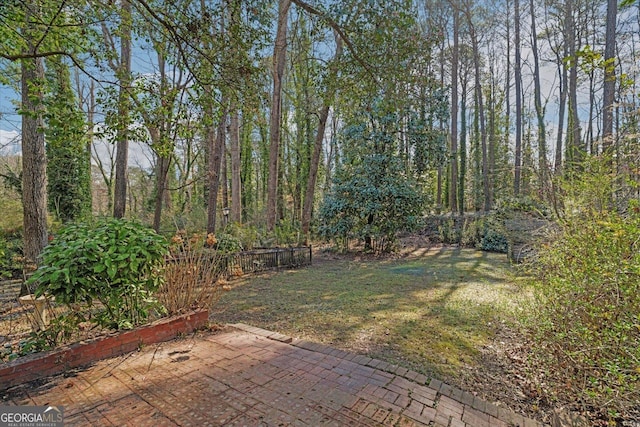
[4,324,545,426]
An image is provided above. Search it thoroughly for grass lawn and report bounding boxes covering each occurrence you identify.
[212,246,525,382]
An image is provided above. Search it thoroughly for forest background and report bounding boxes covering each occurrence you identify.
[0,0,638,256]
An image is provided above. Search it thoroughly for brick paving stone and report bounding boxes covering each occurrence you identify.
[413,373,429,385]
[485,402,500,418]
[382,389,399,404]
[394,366,409,376]
[498,406,526,426]
[438,395,465,416]
[394,394,411,409]
[435,413,452,427]
[396,415,419,427]
[383,412,401,426]
[339,407,374,424]
[405,400,425,417]
[410,386,436,407]
[376,360,392,372]
[404,370,419,381]
[490,415,510,427]
[361,402,379,418]
[463,406,491,427]
[3,325,547,427]
[386,382,410,397]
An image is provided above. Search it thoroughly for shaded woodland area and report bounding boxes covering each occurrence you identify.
[0,0,637,253]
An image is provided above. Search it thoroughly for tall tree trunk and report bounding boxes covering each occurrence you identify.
[206,104,227,234]
[514,0,523,195]
[449,4,459,214]
[602,0,617,155]
[221,133,229,212]
[530,0,547,197]
[464,8,490,211]
[153,145,171,232]
[458,74,467,215]
[301,35,343,242]
[230,106,242,223]
[488,61,496,207]
[566,0,582,168]
[266,0,292,231]
[113,0,132,218]
[152,51,170,232]
[20,2,48,281]
[554,48,568,175]
[505,0,511,182]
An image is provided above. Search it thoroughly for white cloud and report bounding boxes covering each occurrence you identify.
[0,129,20,155]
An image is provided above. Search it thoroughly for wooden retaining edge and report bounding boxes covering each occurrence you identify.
[0,309,209,392]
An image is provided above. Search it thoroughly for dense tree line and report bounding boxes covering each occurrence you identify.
[0,0,639,259]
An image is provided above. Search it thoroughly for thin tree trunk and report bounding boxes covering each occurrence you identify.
[530,0,547,197]
[505,0,511,181]
[449,4,459,214]
[566,0,582,168]
[464,8,490,211]
[602,0,617,155]
[206,104,227,234]
[488,61,496,208]
[301,35,343,242]
[230,106,242,223]
[266,0,292,231]
[458,74,467,215]
[221,133,229,212]
[153,146,171,232]
[514,0,523,195]
[554,49,567,175]
[113,0,132,218]
[152,51,170,232]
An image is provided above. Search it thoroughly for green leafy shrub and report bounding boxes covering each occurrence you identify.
[0,231,23,279]
[523,209,640,417]
[479,219,508,253]
[30,218,169,329]
[274,219,301,246]
[215,233,243,254]
[437,217,458,245]
[224,222,259,250]
[318,154,425,253]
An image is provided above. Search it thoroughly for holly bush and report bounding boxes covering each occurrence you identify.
[30,218,169,329]
[318,153,424,253]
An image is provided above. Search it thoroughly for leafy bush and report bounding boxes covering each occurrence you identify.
[318,154,425,253]
[478,218,508,253]
[429,215,508,253]
[274,219,301,246]
[30,218,169,329]
[215,233,243,253]
[437,217,458,245]
[0,231,23,279]
[523,209,640,417]
[224,222,259,250]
